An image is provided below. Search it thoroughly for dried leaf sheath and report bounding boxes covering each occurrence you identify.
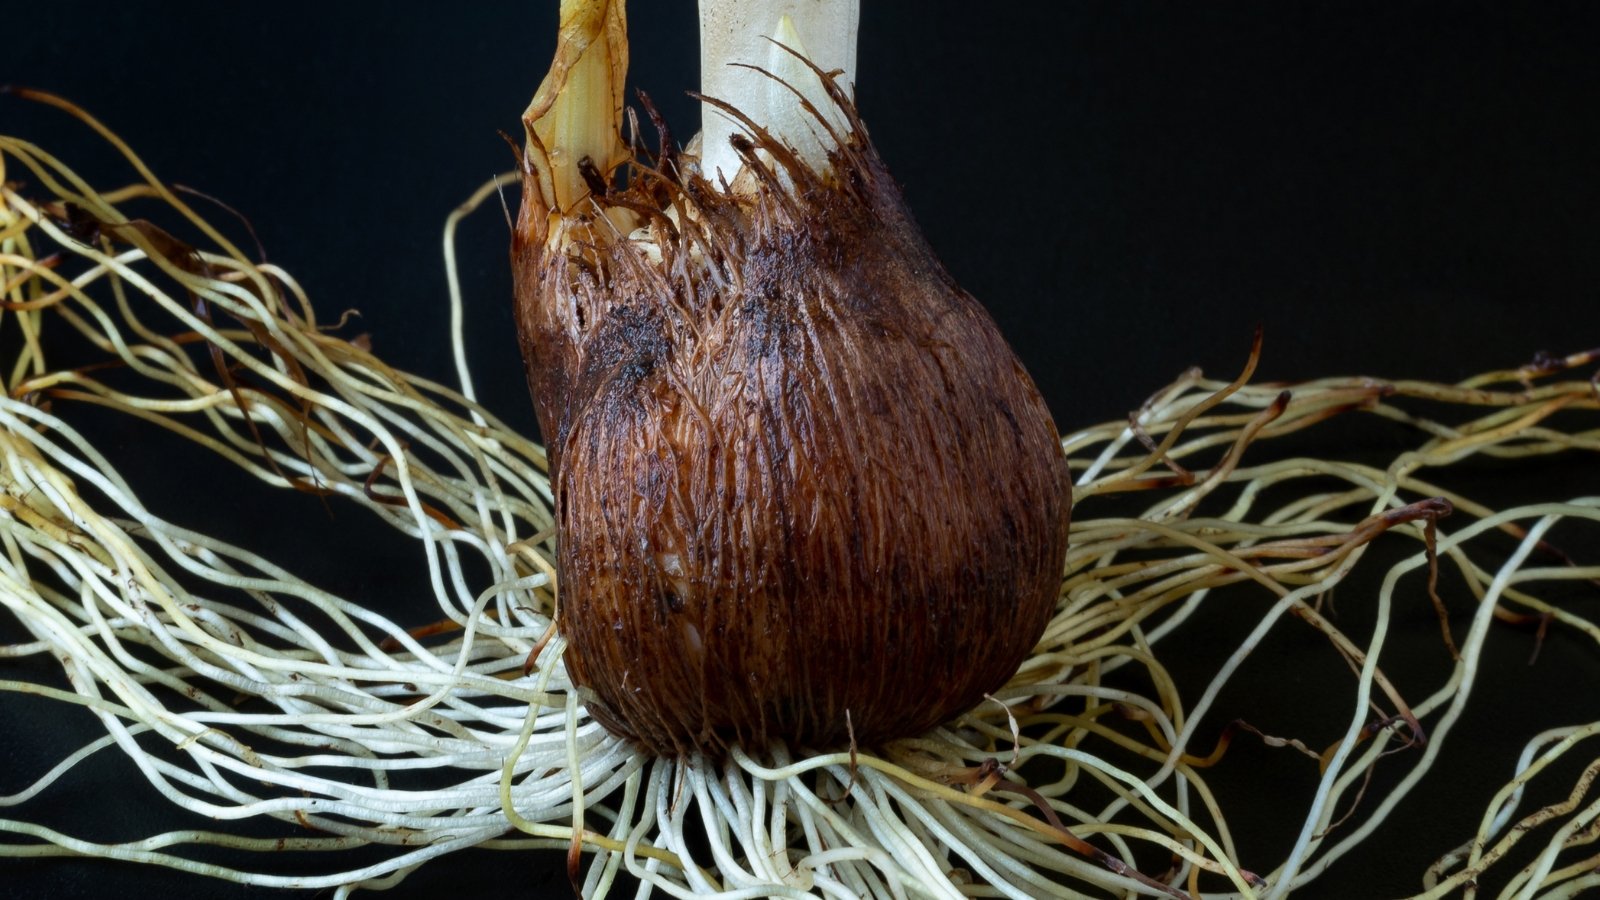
[512,40,1071,756]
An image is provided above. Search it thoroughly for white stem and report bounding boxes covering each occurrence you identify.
[697,0,860,185]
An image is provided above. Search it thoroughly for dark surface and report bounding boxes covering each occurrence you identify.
[4,2,1598,898]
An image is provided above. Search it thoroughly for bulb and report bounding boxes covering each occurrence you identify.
[511,1,1070,756]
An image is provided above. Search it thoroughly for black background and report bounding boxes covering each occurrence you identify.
[5,2,1599,898]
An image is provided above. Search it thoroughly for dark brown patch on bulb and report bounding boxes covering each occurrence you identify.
[512,82,1070,757]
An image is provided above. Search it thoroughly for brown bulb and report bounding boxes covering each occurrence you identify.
[511,31,1069,756]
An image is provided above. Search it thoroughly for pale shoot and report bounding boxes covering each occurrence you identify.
[522,0,629,226]
[697,0,860,184]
